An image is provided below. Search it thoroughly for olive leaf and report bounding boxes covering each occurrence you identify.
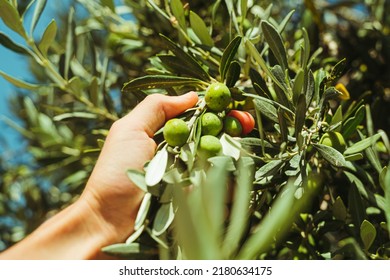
[220,133,242,160]
[225,60,241,88]
[189,11,213,47]
[0,32,29,55]
[0,0,27,38]
[255,159,284,183]
[0,70,40,90]
[344,133,381,155]
[294,94,306,139]
[219,36,242,81]
[305,70,315,108]
[261,20,288,71]
[292,69,304,105]
[30,0,48,34]
[152,202,175,236]
[134,192,152,231]
[170,0,186,29]
[342,104,365,139]
[122,75,205,93]
[126,169,148,192]
[145,146,168,187]
[249,68,271,97]
[329,58,347,83]
[38,19,57,57]
[159,34,210,81]
[158,54,209,80]
[360,220,376,251]
[126,224,145,244]
[313,143,347,167]
[101,242,157,258]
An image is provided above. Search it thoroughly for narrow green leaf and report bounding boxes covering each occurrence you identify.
[101,243,157,257]
[253,98,277,123]
[360,220,376,251]
[379,166,387,191]
[255,159,284,182]
[30,0,47,34]
[126,169,147,192]
[158,54,208,80]
[344,153,363,161]
[122,75,204,93]
[0,70,39,90]
[0,0,26,38]
[344,133,381,155]
[125,225,145,245]
[277,108,288,143]
[301,27,310,68]
[38,19,57,56]
[292,69,304,105]
[313,143,347,167]
[0,32,29,54]
[261,20,288,71]
[270,65,290,105]
[249,68,271,97]
[159,34,210,81]
[53,112,97,121]
[295,94,306,139]
[145,146,168,186]
[225,60,241,88]
[305,70,315,108]
[384,165,390,236]
[64,7,75,80]
[245,39,286,92]
[134,192,152,230]
[189,11,213,47]
[170,0,186,28]
[329,58,347,82]
[152,202,175,236]
[240,0,248,20]
[342,105,365,139]
[220,36,242,81]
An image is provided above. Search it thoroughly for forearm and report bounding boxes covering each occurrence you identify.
[0,199,116,260]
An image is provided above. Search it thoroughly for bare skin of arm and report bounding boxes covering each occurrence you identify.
[0,92,198,259]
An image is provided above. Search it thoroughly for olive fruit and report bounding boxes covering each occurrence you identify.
[204,82,231,112]
[319,131,346,152]
[227,110,255,135]
[224,116,242,137]
[163,118,190,147]
[197,135,222,158]
[201,112,223,136]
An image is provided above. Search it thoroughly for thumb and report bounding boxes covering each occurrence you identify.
[124,91,199,137]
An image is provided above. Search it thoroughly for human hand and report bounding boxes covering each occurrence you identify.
[81,92,199,246]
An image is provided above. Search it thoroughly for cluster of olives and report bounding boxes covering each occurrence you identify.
[163,82,255,159]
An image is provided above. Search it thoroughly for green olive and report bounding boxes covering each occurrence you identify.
[204,82,231,112]
[163,118,190,147]
[201,112,223,136]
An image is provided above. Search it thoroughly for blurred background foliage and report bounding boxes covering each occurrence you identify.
[0,0,389,258]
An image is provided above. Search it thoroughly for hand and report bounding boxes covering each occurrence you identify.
[0,92,198,259]
[83,91,199,245]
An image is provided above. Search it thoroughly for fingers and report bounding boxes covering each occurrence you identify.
[123,91,199,137]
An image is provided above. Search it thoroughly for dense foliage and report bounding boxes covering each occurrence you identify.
[0,0,389,259]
